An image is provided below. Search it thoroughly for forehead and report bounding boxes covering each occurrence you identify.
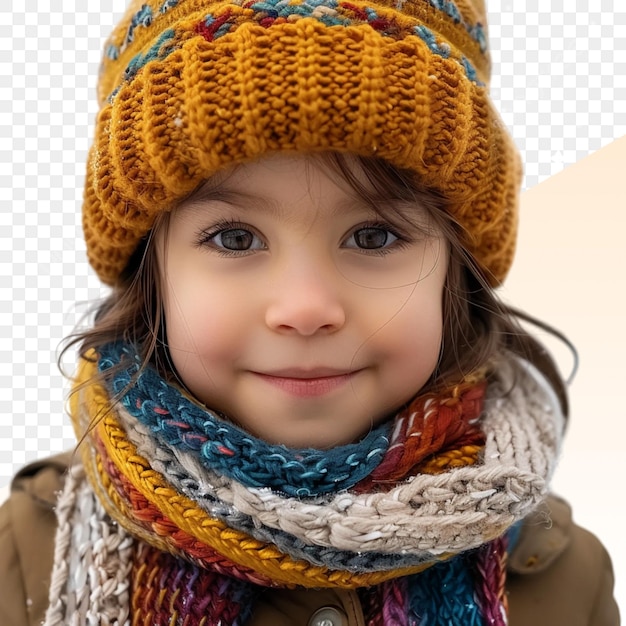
[176,153,436,229]
[183,154,365,207]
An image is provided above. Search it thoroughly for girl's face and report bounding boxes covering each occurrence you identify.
[157,154,448,448]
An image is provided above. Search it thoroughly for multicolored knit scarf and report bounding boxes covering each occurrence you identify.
[44,342,564,625]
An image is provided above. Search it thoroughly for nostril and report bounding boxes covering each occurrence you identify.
[265,300,346,336]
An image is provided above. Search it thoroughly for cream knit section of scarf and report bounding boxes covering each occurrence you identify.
[43,464,133,626]
[113,354,564,556]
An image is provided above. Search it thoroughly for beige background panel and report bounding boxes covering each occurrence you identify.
[504,134,626,613]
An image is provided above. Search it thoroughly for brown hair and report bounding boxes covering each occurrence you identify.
[60,152,570,420]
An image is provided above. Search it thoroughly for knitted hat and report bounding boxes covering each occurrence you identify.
[85,0,522,286]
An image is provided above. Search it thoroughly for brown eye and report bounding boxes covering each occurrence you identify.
[349,227,398,250]
[212,228,259,252]
[198,221,266,255]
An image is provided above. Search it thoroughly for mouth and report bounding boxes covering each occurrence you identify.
[252,369,358,398]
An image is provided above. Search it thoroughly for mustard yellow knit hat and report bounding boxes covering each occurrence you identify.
[85,0,522,286]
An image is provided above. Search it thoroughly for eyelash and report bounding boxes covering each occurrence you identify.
[348,221,411,256]
[194,220,263,257]
[194,219,413,257]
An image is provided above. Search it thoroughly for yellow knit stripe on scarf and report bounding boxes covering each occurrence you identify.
[71,355,442,589]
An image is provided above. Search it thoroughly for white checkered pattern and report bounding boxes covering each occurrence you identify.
[489,4,626,188]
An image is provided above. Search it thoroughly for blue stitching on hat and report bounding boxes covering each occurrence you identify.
[414,24,450,58]
[160,0,180,13]
[108,28,177,102]
[125,4,154,47]
[105,44,121,61]
[460,55,479,84]
[414,24,483,86]
[427,0,487,53]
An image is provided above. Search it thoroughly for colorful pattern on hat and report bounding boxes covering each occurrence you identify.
[84,0,521,285]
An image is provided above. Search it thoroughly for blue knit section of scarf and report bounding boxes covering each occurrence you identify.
[404,523,520,625]
[407,555,482,625]
[98,342,391,497]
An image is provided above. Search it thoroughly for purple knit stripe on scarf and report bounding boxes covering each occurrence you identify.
[473,535,508,625]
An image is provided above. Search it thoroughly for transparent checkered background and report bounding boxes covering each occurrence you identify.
[1,0,625,609]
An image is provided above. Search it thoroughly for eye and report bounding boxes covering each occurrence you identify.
[214,228,258,251]
[199,222,266,253]
[345,226,399,251]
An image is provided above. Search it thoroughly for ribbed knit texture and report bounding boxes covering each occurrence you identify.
[84,0,522,286]
[42,342,564,625]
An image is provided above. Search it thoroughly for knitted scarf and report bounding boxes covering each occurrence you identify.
[44,342,564,625]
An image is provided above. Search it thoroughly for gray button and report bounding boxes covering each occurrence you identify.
[307,606,348,626]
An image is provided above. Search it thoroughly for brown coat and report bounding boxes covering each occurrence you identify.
[0,454,620,626]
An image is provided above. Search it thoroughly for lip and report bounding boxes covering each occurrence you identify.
[263,367,354,378]
[252,369,358,398]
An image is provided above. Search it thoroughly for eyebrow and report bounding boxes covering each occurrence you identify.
[184,193,408,226]
[179,179,432,229]
[181,186,284,216]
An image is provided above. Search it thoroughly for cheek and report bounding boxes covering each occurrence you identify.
[376,281,445,369]
[163,276,245,362]
[397,302,443,358]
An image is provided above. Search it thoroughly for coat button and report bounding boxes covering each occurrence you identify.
[307,606,349,626]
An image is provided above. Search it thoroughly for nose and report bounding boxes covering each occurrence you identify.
[265,258,346,336]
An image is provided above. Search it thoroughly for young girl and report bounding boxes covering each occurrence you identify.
[0,0,619,624]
